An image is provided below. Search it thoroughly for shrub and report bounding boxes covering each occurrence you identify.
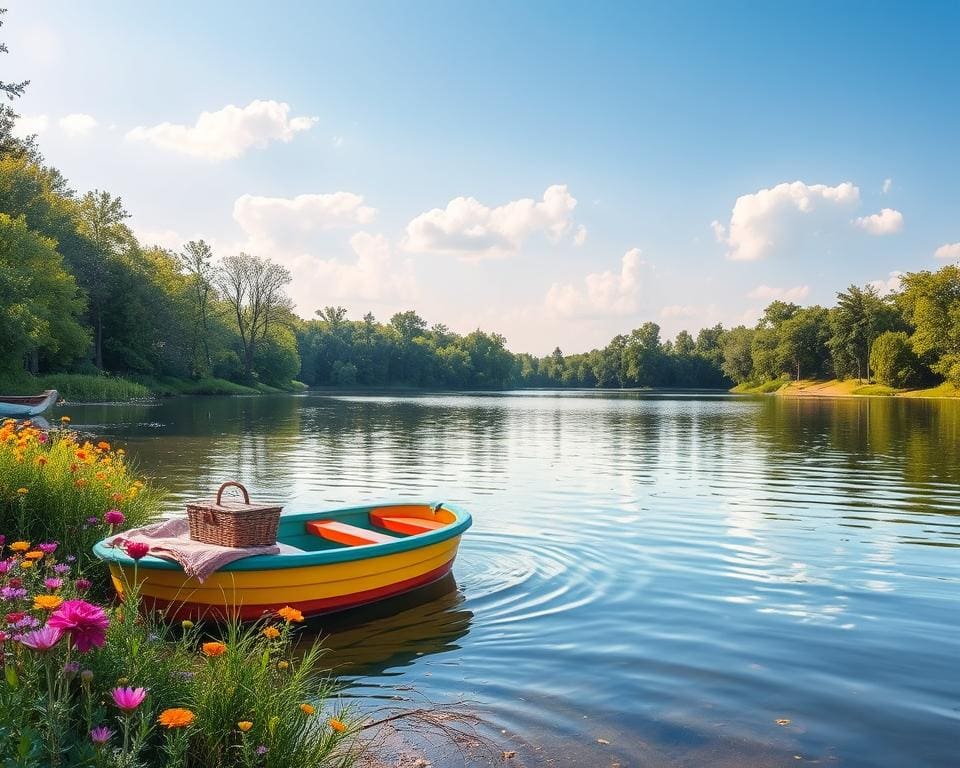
[870,331,922,388]
[0,419,163,577]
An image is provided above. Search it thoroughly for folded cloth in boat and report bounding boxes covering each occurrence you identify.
[109,518,280,583]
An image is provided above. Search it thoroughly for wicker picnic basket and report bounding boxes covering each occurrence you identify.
[186,481,281,548]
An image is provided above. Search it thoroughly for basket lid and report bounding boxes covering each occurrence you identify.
[186,481,280,514]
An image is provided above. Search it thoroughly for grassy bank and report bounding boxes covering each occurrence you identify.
[732,378,960,399]
[1,372,308,402]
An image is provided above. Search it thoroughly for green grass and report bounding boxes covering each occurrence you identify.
[0,371,151,402]
[731,379,788,394]
[851,383,898,396]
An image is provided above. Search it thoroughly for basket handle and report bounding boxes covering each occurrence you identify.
[216,481,250,505]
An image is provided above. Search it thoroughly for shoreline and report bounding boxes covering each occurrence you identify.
[732,379,960,400]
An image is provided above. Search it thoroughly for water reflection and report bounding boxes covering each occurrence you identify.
[61,392,960,768]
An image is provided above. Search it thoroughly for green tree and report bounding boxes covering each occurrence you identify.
[721,326,755,384]
[897,266,960,385]
[828,285,900,382]
[870,331,921,388]
[177,239,217,374]
[776,306,831,381]
[0,213,88,373]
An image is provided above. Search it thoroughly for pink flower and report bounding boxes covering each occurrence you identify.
[111,686,147,713]
[74,578,92,593]
[104,509,125,526]
[125,542,149,560]
[18,624,63,653]
[38,542,58,554]
[90,726,113,745]
[0,630,8,643]
[0,561,11,575]
[44,578,62,591]
[47,600,110,653]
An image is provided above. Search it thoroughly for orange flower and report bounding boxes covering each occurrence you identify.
[97,441,111,451]
[59,415,71,423]
[74,479,87,488]
[33,594,63,611]
[35,456,47,466]
[237,721,253,732]
[157,708,195,728]
[202,641,227,657]
[19,560,33,569]
[299,703,315,715]
[95,472,106,481]
[277,660,289,670]
[262,626,280,639]
[277,606,303,623]
[329,718,347,732]
[24,550,44,560]
[75,450,88,461]
[9,541,30,552]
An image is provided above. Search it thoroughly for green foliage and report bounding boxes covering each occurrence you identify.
[869,331,921,388]
[897,266,960,386]
[0,213,88,374]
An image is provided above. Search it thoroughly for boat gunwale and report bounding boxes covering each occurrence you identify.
[93,501,472,572]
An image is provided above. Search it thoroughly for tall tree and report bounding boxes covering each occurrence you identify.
[216,253,293,381]
[828,285,900,382]
[177,240,217,374]
[897,266,960,386]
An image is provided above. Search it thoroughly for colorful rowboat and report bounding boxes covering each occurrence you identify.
[93,502,471,621]
[0,389,58,417]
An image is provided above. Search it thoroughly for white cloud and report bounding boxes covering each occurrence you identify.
[716,180,861,261]
[867,271,904,296]
[12,114,48,138]
[573,224,588,247]
[545,248,645,318]
[934,242,960,260]
[882,178,893,194]
[126,100,317,160]
[232,192,378,244]
[58,113,98,137]
[747,284,811,303]
[660,304,697,318]
[403,184,578,258]
[854,207,904,235]
[710,220,727,241]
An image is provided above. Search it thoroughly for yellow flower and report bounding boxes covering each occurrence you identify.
[181,620,194,630]
[118,448,126,456]
[33,594,63,611]
[277,605,304,623]
[329,718,347,732]
[60,415,71,423]
[299,703,315,716]
[20,560,33,569]
[9,541,30,552]
[16,487,28,495]
[277,660,289,670]
[158,708,195,728]
[262,626,280,639]
[24,551,44,560]
[237,721,253,732]
[202,641,227,657]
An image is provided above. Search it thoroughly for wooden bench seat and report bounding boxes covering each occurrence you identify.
[306,520,397,546]
[369,511,448,535]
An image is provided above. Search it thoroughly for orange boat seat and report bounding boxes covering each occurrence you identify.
[305,520,397,546]
[369,511,448,535]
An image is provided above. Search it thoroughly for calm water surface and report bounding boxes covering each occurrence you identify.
[62,392,960,767]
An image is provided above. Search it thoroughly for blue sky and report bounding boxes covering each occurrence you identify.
[7,1,960,353]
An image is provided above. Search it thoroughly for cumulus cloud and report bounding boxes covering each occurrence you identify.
[232,192,378,244]
[126,100,317,160]
[934,242,960,260]
[747,284,811,303]
[867,271,904,296]
[12,114,48,138]
[717,181,861,261]
[854,207,904,235]
[59,113,97,137]
[573,224,588,247]
[403,184,578,258]
[882,178,893,194]
[545,248,645,318]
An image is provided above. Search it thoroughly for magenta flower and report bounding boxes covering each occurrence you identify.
[104,509,125,526]
[0,561,11,575]
[44,578,63,591]
[74,578,92,593]
[37,432,47,444]
[48,600,110,653]
[85,517,99,525]
[0,630,8,643]
[38,542,58,554]
[111,686,147,713]
[125,542,150,560]
[18,624,63,653]
[90,725,113,745]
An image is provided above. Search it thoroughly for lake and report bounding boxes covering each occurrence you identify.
[61,391,960,767]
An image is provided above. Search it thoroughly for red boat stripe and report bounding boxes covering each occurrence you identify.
[138,558,455,621]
